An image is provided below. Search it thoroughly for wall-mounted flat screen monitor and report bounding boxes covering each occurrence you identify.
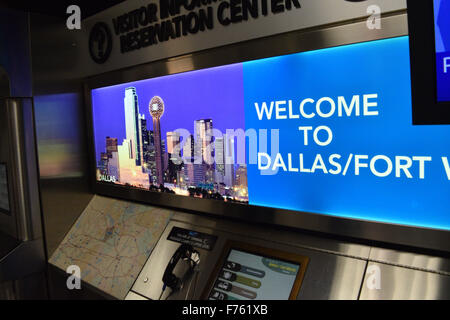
[434,0,450,102]
[0,163,10,215]
[408,0,450,124]
[203,242,308,300]
[89,36,450,251]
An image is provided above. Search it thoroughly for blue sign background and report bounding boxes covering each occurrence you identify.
[244,37,450,230]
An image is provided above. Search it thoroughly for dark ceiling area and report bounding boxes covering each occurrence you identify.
[0,0,126,18]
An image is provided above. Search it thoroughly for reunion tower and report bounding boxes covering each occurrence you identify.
[149,96,165,186]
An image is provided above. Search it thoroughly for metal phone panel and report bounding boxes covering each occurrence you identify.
[296,254,366,300]
[131,221,226,300]
[171,212,371,259]
[130,220,367,300]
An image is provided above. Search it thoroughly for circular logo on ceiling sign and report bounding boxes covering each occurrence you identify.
[89,22,112,64]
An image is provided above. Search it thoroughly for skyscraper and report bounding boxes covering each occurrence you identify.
[140,118,149,164]
[106,137,118,158]
[214,137,225,173]
[214,137,225,184]
[147,130,158,185]
[98,152,109,175]
[195,119,214,184]
[162,139,168,172]
[194,119,214,166]
[149,96,165,185]
[108,151,120,181]
[184,162,195,187]
[167,131,181,161]
[183,135,195,187]
[236,165,248,188]
[137,114,146,169]
[117,139,149,188]
[193,163,206,186]
[166,131,182,183]
[224,134,235,187]
[124,87,142,166]
[183,134,195,163]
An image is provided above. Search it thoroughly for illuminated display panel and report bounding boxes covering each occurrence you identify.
[209,249,301,300]
[434,0,450,102]
[92,64,248,203]
[204,241,308,300]
[91,36,450,232]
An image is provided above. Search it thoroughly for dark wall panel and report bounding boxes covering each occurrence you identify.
[0,8,32,97]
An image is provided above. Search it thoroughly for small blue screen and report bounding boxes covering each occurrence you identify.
[434,0,450,102]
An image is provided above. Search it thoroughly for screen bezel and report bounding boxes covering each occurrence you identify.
[201,241,309,300]
[84,12,450,254]
[408,0,450,124]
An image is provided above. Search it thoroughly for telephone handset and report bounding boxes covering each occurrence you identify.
[161,244,200,297]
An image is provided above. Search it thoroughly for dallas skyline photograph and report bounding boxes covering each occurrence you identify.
[92,63,248,203]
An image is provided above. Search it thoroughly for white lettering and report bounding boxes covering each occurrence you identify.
[288,100,299,119]
[338,95,360,117]
[370,155,393,178]
[275,101,287,119]
[298,126,313,145]
[313,126,333,146]
[412,156,432,179]
[258,153,271,170]
[395,156,413,178]
[311,154,328,174]
[299,98,315,118]
[444,57,450,73]
[355,155,369,175]
[299,154,311,173]
[288,153,298,172]
[316,97,336,118]
[363,94,379,116]
[442,157,450,180]
[329,154,342,175]
[254,101,274,120]
[273,153,287,171]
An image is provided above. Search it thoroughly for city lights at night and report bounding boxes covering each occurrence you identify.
[95,86,248,203]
